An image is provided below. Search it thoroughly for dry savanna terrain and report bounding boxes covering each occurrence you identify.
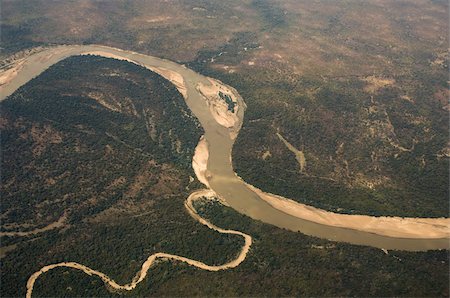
[1,0,449,297]
[3,0,448,216]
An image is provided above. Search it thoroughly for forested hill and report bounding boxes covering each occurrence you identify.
[1,56,241,297]
[0,55,448,298]
[1,55,202,228]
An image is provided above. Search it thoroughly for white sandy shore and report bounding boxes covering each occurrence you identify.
[246,183,450,239]
[192,136,210,187]
[0,60,24,88]
[147,66,188,99]
[81,51,188,99]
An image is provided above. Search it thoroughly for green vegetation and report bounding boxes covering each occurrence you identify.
[1,56,241,296]
[24,199,450,297]
[1,53,448,298]
[1,0,449,296]
[218,91,236,112]
[218,67,448,217]
[2,0,448,216]
[1,55,201,228]
[181,5,449,217]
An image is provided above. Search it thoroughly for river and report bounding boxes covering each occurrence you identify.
[1,45,448,251]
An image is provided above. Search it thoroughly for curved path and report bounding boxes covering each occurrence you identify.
[26,190,252,298]
[0,46,449,296]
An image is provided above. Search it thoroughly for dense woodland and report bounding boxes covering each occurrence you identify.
[229,69,449,217]
[1,56,243,296]
[2,0,448,217]
[1,56,202,228]
[188,28,449,218]
[27,199,450,297]
[1,56,448,297]
[1,0,449,295]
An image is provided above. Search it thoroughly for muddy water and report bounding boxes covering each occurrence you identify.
[1,45,448,251]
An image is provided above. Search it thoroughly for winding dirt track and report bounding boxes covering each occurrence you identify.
[26,190,252,298]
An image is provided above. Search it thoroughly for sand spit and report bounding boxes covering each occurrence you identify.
[0,60,25,89]
[26,189,252,298]
[197,78,240,130]
[192,136,210,187]
[247,184,450,239]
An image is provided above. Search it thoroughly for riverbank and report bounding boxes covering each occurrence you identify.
[246,183,450,239]
[0,44,448,251]
[192,136,210,187]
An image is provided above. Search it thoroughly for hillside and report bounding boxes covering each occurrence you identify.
[0,56,244,296]
[1,55,448,298]
[0,0,449,296]
[2,0,448,217]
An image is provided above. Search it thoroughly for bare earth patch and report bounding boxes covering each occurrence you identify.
[276,132,306,173]
[362,76,395,93]
[261,150,272,160]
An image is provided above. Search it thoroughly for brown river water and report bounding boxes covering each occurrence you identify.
[1,45,448,251]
